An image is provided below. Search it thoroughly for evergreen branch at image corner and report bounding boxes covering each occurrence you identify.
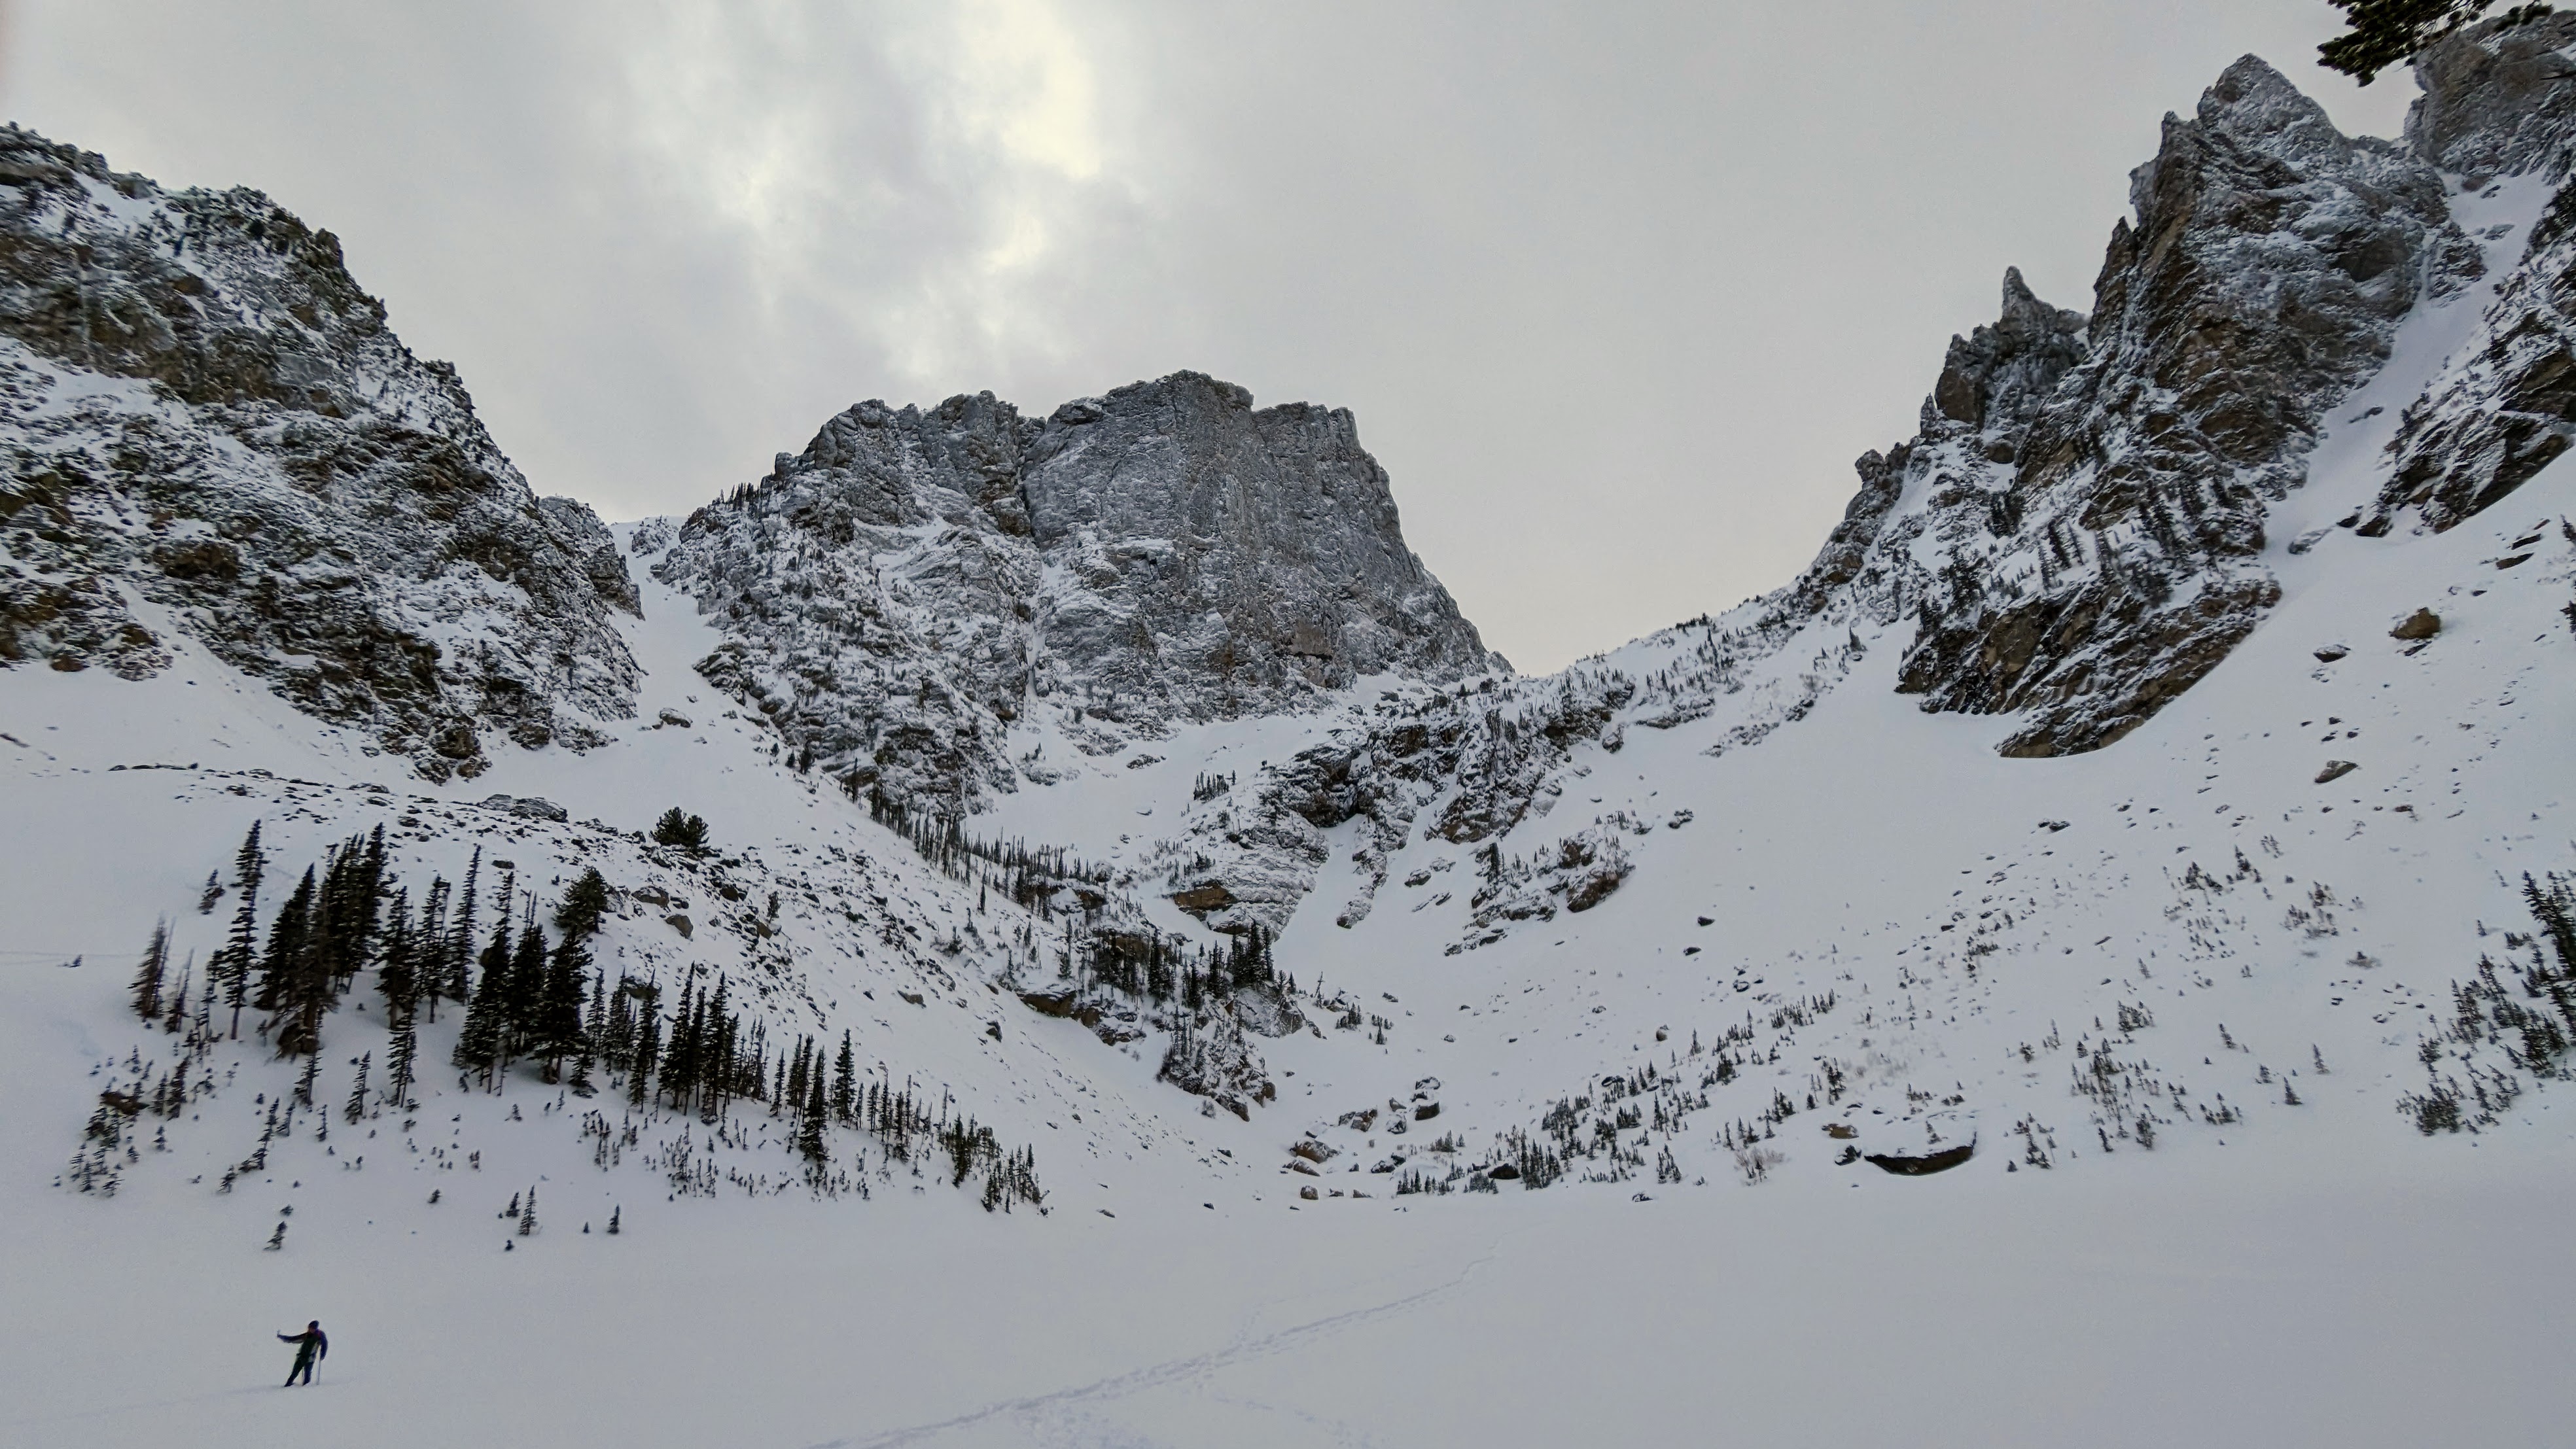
[2319,1,2556,85]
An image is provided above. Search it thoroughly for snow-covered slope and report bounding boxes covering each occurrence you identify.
[7,18,2576,1449]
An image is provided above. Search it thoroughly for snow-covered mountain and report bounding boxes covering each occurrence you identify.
[7,19,2576,1448]
[0,124,641,780]
[654,370,1498,813]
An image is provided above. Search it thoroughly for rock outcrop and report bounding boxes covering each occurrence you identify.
[2363,16,2576,536]
[1892,56,2477,756]
[0,126,639,777]
[656,371,1499,811]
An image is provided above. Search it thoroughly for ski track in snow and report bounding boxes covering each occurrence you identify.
[811,1245,1498,1449]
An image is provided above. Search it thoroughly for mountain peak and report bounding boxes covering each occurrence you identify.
[658,372,1497,812]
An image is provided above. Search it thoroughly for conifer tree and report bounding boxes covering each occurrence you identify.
[163,954,194,1038]
[376,890,417,1019]
[555,867,611,938]
[627,988,662,1107]
[533,930,589,1084]
[255,867,319,1051]
[415,876,451,1023]
[220,821,267,1038]
[652,808,710,853]
[570,970,605,1097]
[506,921,548,1065]
[2319,0,2554,84]
[234,820,266,900]
[832,1030,856,1125]
[130,918,171,1023]
[344,1052,371,1124]
[451,911,514,1080]
[447,850,484,1008]
[385,999,419,1112]
[662,983,699,1113]
[196,871,224,915]
[378,894,421,1108]
[798,1070,829,1166]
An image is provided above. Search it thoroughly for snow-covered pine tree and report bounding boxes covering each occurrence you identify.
[162,953,194,1037]
[797,1071,828,1166]
[445,849,483,1011]
[414,876,450,1023]
[554,867,610,938]
[832,1030,856,1124]
[504,920,548,1065]
[219,821,267,1039]
[532,929,588,1081]
[451,910,515,1081]
[254,867,318,1049]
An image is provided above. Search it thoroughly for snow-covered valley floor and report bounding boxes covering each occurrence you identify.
[3,1142,2569,1447]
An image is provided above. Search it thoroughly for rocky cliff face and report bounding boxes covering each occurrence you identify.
[1890,55,2480,756]
[2362,15,2576,536]
[0,126,639,778]
[654,370,1498,811]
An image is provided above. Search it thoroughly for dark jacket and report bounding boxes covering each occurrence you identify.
[278,1328,328,1361]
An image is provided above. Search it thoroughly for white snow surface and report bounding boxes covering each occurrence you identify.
[7,189,2576,1449]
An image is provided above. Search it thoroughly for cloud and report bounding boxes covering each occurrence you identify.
[601,0,1132,387]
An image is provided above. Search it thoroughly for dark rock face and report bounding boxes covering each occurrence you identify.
[2363,19,2576,536]
[1892,57,2476,756]
[0,126,638,777]
[1928,268,2089,436]
[656,370,1498,810]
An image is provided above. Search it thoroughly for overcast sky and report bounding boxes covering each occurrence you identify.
[5,2,2414,671]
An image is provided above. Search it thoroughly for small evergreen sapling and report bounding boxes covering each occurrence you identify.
[344,1052,371,1125]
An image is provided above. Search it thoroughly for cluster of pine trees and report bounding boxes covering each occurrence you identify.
[111,821,1048,1210]
[2403,870,2576,1132]
[452,858,614,1092]
[868,780,1297,1022]
[865,785,1114,912]
[1081,920,1283,1013]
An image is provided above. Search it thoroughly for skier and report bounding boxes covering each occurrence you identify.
[277,1320,328,1386]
